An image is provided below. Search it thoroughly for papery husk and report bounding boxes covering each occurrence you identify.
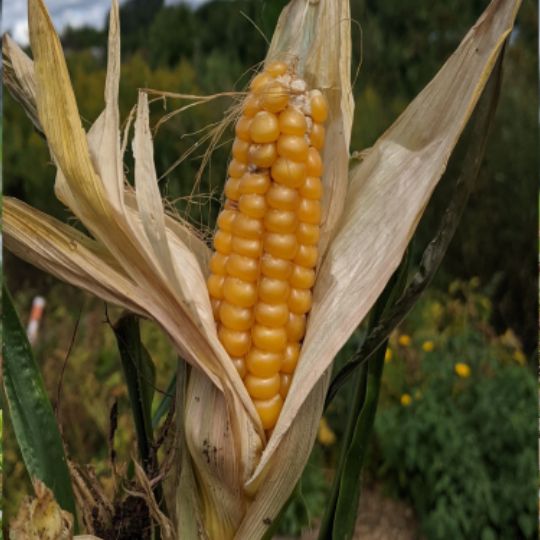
[9,480,73,540]
[2,34,40,131]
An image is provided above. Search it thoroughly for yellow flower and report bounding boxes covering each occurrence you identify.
[318,417,336,446]
[430,301,444,321]
[398,334,412,347]
[400,394,412,406]
[384,348,393,363]
[454,362,471,378]
[422,340,434,352]
[512,350,526,365]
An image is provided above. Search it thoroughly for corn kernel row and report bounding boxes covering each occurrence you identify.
[207,60,327,430]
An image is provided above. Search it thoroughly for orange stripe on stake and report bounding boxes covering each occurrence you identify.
[27,296,46,345]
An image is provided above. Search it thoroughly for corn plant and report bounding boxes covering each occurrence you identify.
[2,0,521,538]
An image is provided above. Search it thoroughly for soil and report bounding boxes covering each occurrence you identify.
[278,485,420,540]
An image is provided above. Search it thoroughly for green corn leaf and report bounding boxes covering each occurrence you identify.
[113,314,156,469]
[318,250,410,540]
[330,344,386,539]
[152,373,177,430]
[2,285,77,519]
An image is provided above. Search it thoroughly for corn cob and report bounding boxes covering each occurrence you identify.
[207,60,327,430]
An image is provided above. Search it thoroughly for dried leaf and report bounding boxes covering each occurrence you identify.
[2,34,41,131]
[10,480,73,540]
[4,198,145,316]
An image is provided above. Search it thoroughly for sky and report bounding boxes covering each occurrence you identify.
[3,0,208,45]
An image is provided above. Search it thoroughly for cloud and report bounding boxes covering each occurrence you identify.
[3,0,206,45]
[3,0,113,44]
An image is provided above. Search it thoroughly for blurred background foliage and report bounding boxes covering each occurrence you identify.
[3,0,537,538]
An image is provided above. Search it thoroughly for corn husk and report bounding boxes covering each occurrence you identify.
[9,480,73,540]
[2,0,521,538]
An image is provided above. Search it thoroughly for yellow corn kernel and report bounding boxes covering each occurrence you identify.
[219,301,253,331]
[271,158,307,188]
[224,178,241,201]
[294,244,318,268]
[231,236,263,258]
[250,71,273,94]
[296,222,320,245]
[265,60,288,77]
[258,277,290,303]
[250,111,280,143]
[306,147,323,176]
[260,81,289,114]
[217,209,237,232]
[243,94,260,117]
[228,159,247,179]
[310,90,329,123]
[254,302,289,327]
[279,107,307,136]
[299,176,323,200]
[239,193,267,219]
[281,342,300,374]
[285,312,306,342]
[248,143,277,168]
[246,348,283,377]
[235,116,252,140]
[239,172,271,195]
[264,209,297,234]
[277,134,309,162]
[288,287,312,314]
[208,61,327,430]
[252,324,288,353]
[232,138,250,163]
[253,394,283,430]
[264,232,298,260]
[260,254,293,280]
[232,213,264,239]
[310,123,325,150]
[266,184,300,210]
[280,373,292,398]
[218,326,251,357]
[226,253,259,282]
[232,357,247,378]
[290,265,315,289]
[223,277,258,307]
[209,252,228,275]
[213,230,232,254]
[245,373,281,400]
[297,198,322,225]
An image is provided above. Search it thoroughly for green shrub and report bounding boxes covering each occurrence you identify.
[374,281,537,539]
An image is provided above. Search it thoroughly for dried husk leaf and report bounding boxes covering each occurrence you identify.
[258,0,522,483]
[4,197,146,316]
[2,34,40,131]
[10,480,73,540]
